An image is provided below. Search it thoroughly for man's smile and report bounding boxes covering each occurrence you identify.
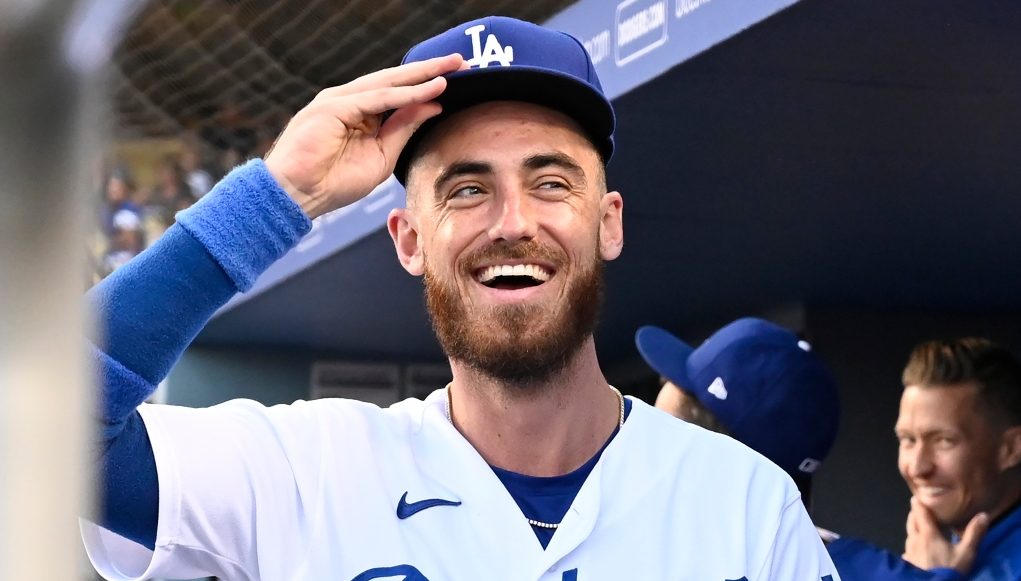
[475,262,554,290]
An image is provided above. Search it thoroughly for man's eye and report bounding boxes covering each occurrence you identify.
[451,185,483,198]
[538,180,568,190]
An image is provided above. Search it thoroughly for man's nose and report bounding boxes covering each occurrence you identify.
[487,189,537,243]
[905,444,936,479]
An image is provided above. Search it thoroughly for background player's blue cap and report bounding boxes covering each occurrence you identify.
[393,16,615,185]
[635,318,841,478]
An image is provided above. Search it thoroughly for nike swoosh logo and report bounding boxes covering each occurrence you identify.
[396,491,461,519]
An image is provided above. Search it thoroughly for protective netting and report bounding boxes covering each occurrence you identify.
[111,0,575,149]
[91,0,574,284]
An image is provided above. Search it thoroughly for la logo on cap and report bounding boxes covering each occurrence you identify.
[464,24,514,68]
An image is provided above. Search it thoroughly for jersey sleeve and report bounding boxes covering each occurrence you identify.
[827,536,965,581]
[754,495,843,581]
[83,399,329,581]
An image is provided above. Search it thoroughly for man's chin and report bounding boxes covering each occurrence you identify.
[925,501,969,530]
[424,253,604,385]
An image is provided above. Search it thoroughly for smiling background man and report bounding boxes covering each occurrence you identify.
[828,338,1021,580]
[81,16,837,580]
[896,338,1021,577]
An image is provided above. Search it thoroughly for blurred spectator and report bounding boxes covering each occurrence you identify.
[150,156,194,227]
[98,168,141,236]
[89,127,278,283]
[100,209,145,277]
[181,146,214,199]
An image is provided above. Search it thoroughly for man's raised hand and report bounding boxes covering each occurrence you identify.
[903,496,988,574]
[265,53,464,219]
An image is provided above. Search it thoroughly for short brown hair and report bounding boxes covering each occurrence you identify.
[902,338,1021,426]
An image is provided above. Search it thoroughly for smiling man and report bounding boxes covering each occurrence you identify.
[82,16,838,581]
[896,338,1021,578]
[828,338,1021,581]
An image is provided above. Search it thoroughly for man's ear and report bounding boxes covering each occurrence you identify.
[387,208,424,276]
[998,425,1021,471]
[598,191,624,261]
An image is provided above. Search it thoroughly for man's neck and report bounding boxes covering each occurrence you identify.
[446,338,621,477]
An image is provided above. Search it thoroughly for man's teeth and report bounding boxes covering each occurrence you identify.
[477,264,552,283]
[918,486,948,496]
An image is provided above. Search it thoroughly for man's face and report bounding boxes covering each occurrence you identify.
[896,383,1012,531]
[390,101,623,384]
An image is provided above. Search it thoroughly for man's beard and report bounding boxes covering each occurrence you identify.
[423,240,604,386]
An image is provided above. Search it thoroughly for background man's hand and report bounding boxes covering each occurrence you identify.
[903,496,989,573]
[264,53,464,219]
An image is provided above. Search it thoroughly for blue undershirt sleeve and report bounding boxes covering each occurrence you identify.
[89,159,312,549]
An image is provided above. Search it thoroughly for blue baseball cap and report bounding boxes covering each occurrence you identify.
[635,318,841,477]
[393,16,615,185]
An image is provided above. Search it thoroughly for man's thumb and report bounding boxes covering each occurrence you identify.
[954,512,990,572]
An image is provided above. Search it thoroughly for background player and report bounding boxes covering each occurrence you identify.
[828,338,1019,580]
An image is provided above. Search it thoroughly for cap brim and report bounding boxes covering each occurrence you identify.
[394,66,615,185]
[635,325,696,390]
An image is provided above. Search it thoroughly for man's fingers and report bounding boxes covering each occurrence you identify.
[377,101,443,170]
[315,54,463,101]
[912,497,941,536]
[959,512,989,551]
[950,512,989,573]
[315,76,448,123]
[906,498,919,535]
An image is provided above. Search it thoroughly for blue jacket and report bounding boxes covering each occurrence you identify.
[829,505,1021,581]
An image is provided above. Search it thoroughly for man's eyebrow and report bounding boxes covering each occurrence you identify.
[523,153,587,186]
[433,161,493,193]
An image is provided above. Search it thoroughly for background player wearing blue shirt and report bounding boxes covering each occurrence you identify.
[635,321,1017,580]
[83,16,839,581]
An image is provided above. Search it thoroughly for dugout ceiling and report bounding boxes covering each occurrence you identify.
[168,0,1021,367]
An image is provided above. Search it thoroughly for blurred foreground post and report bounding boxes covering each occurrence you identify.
[0,1,139,577]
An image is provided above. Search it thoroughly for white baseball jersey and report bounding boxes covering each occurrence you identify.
[82,391,840,581]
